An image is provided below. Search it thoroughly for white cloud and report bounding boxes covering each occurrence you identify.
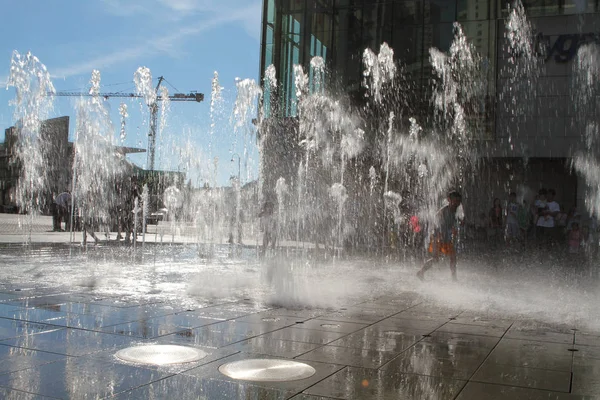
[53,1,262,79]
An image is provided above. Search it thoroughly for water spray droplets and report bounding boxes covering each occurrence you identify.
[119,103,128,143]
[7,51,55,219]
[265,65,277,90]
[134,67,156,106]
[363,43,397,103]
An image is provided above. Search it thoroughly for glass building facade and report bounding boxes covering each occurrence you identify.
[259,0,600,217]
[260,0,600,119]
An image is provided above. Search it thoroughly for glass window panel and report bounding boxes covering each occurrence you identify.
[263,44,274,68]
[283,0,307,13]
[331,28,363,90]
[498,0,560,17]
[392,25,423,75]
[267,0,276,24]
[313,0,334,10]
[523,0,560,16]
[424,22,454,53]
[458,0,489,21]
[334,7,363,32]
[335,0,364,6]
[393,1,422,25]
[266,25,274,45]
[562,0,598,14]
[362,3,383,50]
[424,0,457,23]
[311,30,333,49]
[460,20,492,58]
[312,11,334,32]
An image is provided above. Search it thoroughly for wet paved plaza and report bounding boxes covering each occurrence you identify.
[0,285,596,398]
[0,215,599,398]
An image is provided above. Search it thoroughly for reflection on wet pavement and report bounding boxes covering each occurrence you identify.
[0,244,597,398]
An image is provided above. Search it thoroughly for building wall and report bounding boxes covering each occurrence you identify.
[0,116,72,212]
[260,0,600,222]
[493,13,600,158]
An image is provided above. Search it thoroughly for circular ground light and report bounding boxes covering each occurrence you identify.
[115,345,207,366]
[219,359,316,382]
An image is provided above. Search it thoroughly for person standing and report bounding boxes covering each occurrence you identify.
[258,200,277,257]
[545,189,561,245]
[536,188,559,248]
[505,192,520,244]
[417,191,462,282]
[53,191,71,232]
[489,198,503,243]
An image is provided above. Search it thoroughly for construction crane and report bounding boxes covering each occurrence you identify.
[51,76,204,170]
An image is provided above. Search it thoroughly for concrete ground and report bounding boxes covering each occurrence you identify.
[0,213,598,399]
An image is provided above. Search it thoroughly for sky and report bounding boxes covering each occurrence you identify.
[0,0,263,186]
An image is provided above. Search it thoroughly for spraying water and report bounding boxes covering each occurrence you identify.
[6,51,55,240]
[72,70,124,245]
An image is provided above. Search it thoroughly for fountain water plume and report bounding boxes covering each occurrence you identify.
[118,103,128,144]
[310,56,325,94]
[7,51,55,224]
[134,67,157,107]
[363,43,397,104]
[500,0,543,152]
[73,70,125,241]
[572,42,600,216]
[157,85,170,168]
[275,177,288,246]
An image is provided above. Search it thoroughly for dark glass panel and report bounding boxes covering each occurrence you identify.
[498,0,561,17]
[393,1,423,25]
[424,0,457,23]
[562,0,598,14]
[522,0,560,16]
[460,20,492,58]
[266,25,274,45]
[312,0,334,10]
[331,28,364,91]
[282,0,307,13]
[424,22,454,53]
[267,0,276,24]
[362,3,385,50]
[392,25,423,75]
[457,0,490,21]
[335,0,364,6]
[312,11,334,31]
[263,43,274,68]
[334,6,363,32]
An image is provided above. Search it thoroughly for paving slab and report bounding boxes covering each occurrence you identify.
[0,328,139,357]
[486,338,574,371]
[255,326,348,345]
[292,319,369,334]
[114,372,291,399]
[0,357,170,398]
[326,330,423,352]
[296,344,401,369]
[456,382,600,399]
[381,340,490,380]
[472,362,572,392]
[304,366,466,399]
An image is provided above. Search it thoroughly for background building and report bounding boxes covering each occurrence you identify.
[260,0,600,221]
[0,116,71,213]
[0,116,183,214]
